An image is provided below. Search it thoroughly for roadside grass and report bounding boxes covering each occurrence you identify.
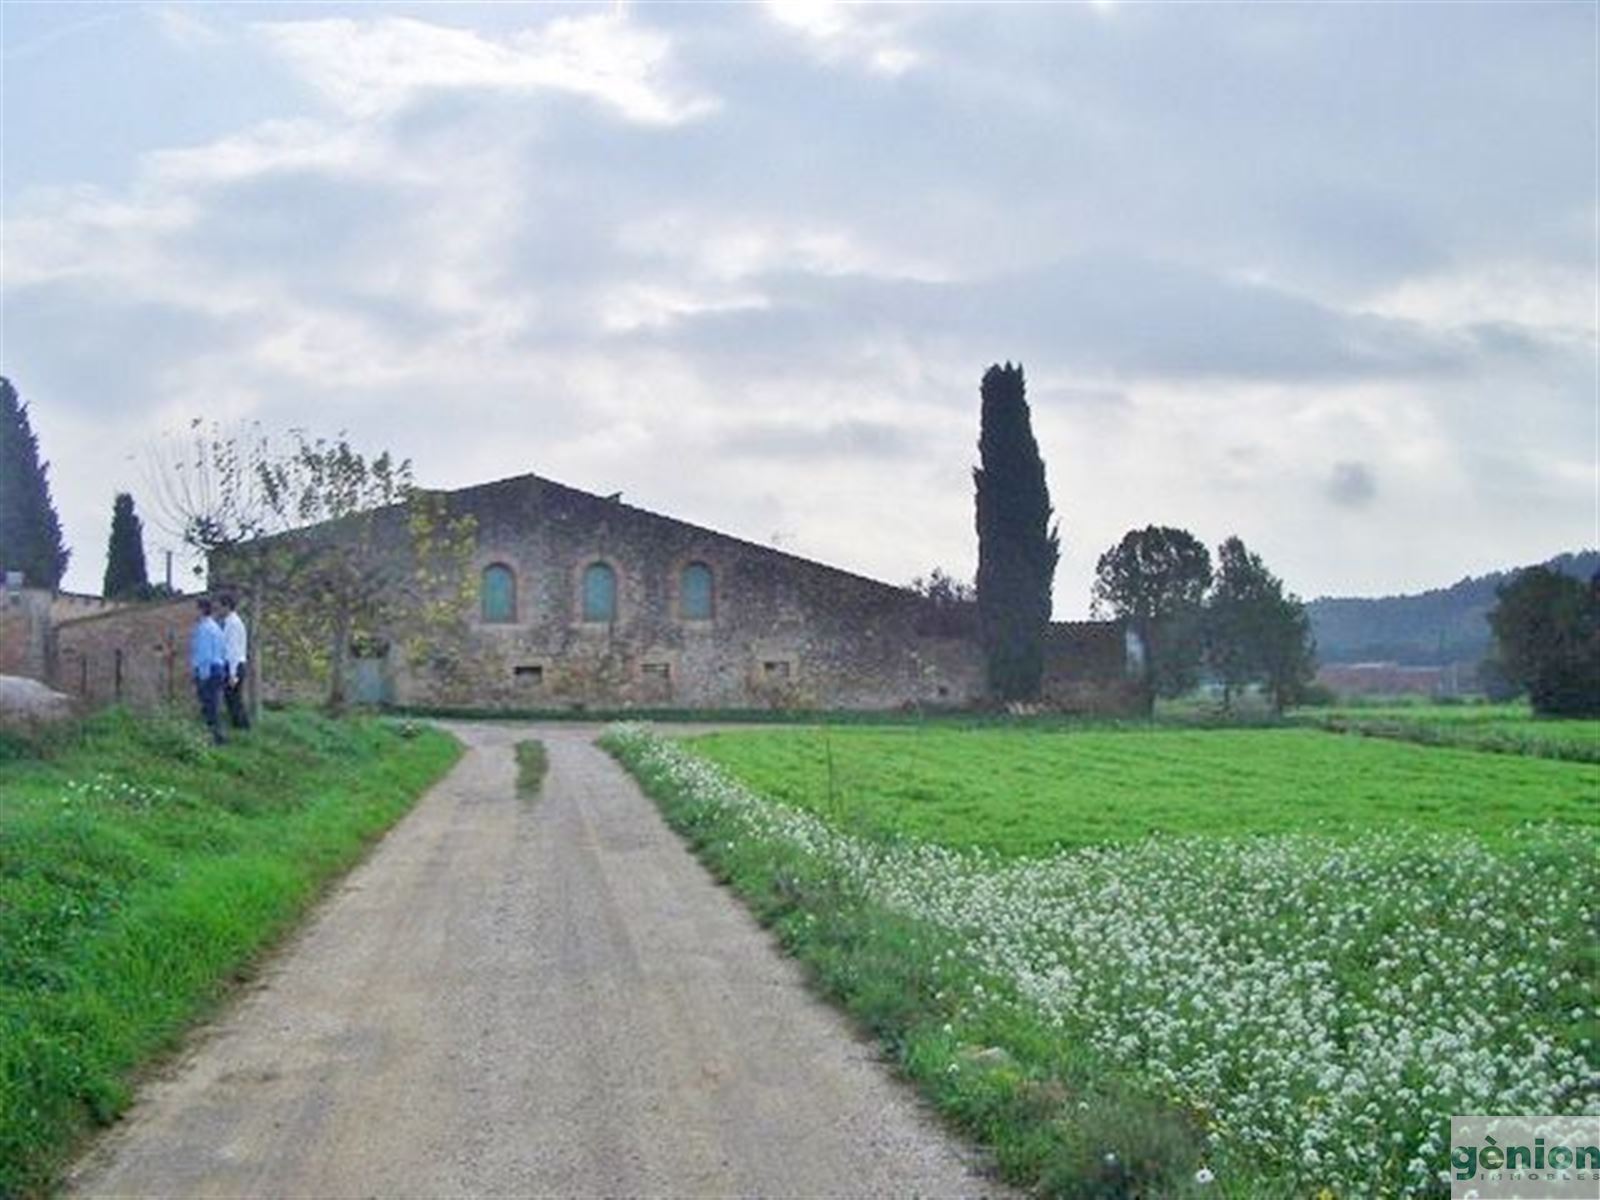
[687,725,1598,857]
[514,739,548,798]
[0,706,460,1198]
[1292,702,1600,763]
[607,725,1598,1198]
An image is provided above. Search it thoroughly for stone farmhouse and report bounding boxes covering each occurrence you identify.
[4,472,1138,714]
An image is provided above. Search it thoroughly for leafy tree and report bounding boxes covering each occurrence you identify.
[152,423,477,713]
[1205,536,1316,713]
[0,377,69,588]
[909,568,977,637]
[1486,566,1600,716]
[973,363,1060,702]
[103,493,151,599]
[1092,526,1212,715]
[1257,592,1317,715]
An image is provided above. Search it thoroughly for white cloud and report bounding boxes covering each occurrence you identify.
[1360,261,1598,340]
[597,284,770,334]
[146,119,383,187]
[148,4,224,50]
[763,0,923,75]
[617,213,952,283]
[256,13,718,125]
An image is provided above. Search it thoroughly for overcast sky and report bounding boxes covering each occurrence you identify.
[2,1,1595,614]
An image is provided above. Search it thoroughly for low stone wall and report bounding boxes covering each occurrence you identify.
[1040,621,1143,715]
[51,592,127,623]
[0,588,53,681]
[54,598,196,711]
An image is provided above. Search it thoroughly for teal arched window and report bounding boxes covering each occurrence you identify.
[680,562,714,620]
[582,562,617,622]
[481,564,516,623]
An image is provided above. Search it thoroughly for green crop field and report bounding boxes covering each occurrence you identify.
[1293,702,1600,762]
[612,722,1599,1198]
[687,725,1599,856]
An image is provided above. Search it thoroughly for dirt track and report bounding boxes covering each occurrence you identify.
[66,723,1000,1198]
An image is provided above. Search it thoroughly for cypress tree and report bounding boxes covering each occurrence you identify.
[103,492,150,599]
[974,362,1060,702]
[0,377,69,588]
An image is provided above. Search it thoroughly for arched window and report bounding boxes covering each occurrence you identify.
[582,562,617,622]
[680,562,714,620]
[481,564,516,623]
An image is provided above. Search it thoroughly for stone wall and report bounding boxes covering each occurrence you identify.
[0,587,53,681]
[54,598,195,711]
[1040,620,1142,714]
[52,592,127,623]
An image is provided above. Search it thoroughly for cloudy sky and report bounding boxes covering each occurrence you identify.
[2,1,1594,614]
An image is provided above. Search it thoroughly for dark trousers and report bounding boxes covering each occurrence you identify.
[195,668,225,743]
[224,663,251,729]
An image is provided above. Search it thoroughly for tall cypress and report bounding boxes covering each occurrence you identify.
[974,362,1060,702]
[0,377,69,589]
[103,492,150,599]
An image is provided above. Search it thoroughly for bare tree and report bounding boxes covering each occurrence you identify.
[148,423,477,713]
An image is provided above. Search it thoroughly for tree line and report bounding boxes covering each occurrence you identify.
[4,369,1593,717]
[943,361,1596,717]
[952,363,1313,714]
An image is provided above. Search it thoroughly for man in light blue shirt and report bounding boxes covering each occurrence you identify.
[190,597,228,744]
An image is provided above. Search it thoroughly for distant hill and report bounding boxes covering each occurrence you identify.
[1307,551,1599,666]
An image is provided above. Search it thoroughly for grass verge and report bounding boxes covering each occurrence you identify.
[514,739,548,798]
[0,706,460,1197]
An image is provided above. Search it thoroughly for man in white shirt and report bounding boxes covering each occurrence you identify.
[217,592,251,730]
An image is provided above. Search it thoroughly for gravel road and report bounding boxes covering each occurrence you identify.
[66,723,1001,1198]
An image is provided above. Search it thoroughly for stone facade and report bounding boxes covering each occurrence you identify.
[359,474,991,711]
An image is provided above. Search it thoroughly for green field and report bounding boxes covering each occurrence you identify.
[0,708,459,1197]
[688,725,1599,856]
[1294,701,1600,762]
[615,721,1599,1197]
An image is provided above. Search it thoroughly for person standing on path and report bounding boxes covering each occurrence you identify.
[190,597,228,745]
[218,592,251,731]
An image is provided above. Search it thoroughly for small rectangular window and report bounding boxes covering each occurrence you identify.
[762,660,791,681]
[642,662,670,680]
[513,665,544,684]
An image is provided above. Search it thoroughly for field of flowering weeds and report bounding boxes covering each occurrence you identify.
[606,724,1599,1198]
